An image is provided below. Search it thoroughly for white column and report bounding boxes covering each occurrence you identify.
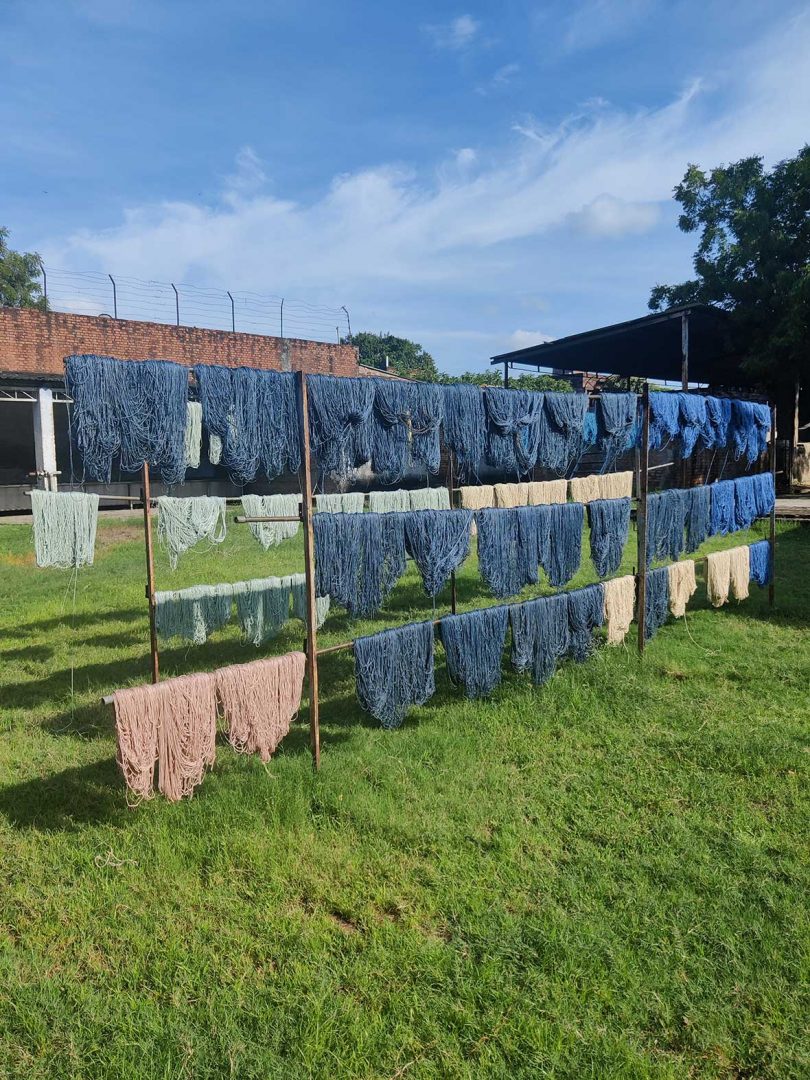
[33,388,58,491]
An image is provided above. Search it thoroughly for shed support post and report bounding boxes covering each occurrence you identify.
[503,361,509,389]
[33,388,57,491]
[681,312,689,390]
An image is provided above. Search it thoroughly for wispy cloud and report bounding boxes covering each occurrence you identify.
[563,0,654,52]
[423,14,481,51]
[477,62,520,96]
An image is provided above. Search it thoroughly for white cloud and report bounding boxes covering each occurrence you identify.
[563,0,653,52]
[45,10,810,370]
[507,329,556,350]
[477,62,520,95]
[568,193,661,237]
[424,14,480,51]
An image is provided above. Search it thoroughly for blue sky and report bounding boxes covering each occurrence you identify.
[3,0,810,373]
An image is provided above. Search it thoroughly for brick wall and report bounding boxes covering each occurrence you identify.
[0,307,359,379]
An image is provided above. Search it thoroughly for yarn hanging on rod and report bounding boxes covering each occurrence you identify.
[314,492,366,513]
[404,509,473,598]
[567,584,605,662]
[702,396,732,449]
[410,382,444,474]
[667,559,697,617]
[484,388,545,473]
[313,511,406,616]
[748,540,771,586]
[527,479,568,505]
[208,432,223,465]
[495,482,529,508]
[440,605,508,699]
[233,577,292,646]
[603,575,635,644]
[154,583,233,644]
[184,401,202,469]
[31,491,99,569]
[409,487,451,511]
[459,485,494,510]
[442,383,485,481]
[543,502,584,587]
[286,573,330,628]
[679,395,708,459]
[729,400,770,464]
[509,592,570,685]
[734,475,759,531]
[475,507,547,598]
[241,493,300,549]
[684,486,711,553]
[753,471,775,518]
[709,480,736,536]
[646,489,686,566]
[216,652,306,762]
[570,471,633,504]
[65,354,189,484]
[648,392,681,452]
[156,496,227,569]
[371,380,412,481]
[587,497,630,578]
[193,365,300,484]
[368,489,411,513]
[644,567,670,640]
[307,374,374,476]
[706,547,750,606]
[596,393,638,471]
[354,620,436,729]
[538,392,590,475]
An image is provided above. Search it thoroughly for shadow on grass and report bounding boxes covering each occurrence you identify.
[0,607,145,640]
[0,757,129,831]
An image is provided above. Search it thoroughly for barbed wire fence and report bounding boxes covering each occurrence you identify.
[38,265,352,344]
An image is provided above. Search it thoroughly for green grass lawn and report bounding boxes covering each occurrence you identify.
[0,513,808,1079]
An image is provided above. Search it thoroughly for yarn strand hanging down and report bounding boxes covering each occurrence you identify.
[440,605,508,698]
[587,498,630,578]
[404,509,473,598]
[31,491,99,569]
[314,512,406,616]
[156,496,227,569]
[354,620,436,729]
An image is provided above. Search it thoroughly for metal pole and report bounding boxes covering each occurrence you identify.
[503,361,509,389]
[769,405,777,608]
[227,291,235,333]
[172,283,180,327]
[39,259,47,306]
[681,311,689,390]
[109,274,117,319]
[341,305,352,341]
[141,462,160,683]
[636,383,651,654]
[448,450,457,615]
[280,298,284,339]
[296,371,320,769]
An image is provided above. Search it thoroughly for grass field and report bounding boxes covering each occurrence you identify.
[0,512,808,1079]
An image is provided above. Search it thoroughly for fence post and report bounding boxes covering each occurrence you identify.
[172,283,179,327]
[109,274,117,319]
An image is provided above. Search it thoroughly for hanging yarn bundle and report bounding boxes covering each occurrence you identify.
[410,382,444,475]
[709,480,736,537]
[603,575,635,644]
[409,487,451,511]
[440,605,508,699]
[729,400,770,464]
[734,475,760,531]
[748,540,771,586]
[404,509,473,598]
[241,493,300,549]
[484,388,545,474]
[314,492,366,513]
[371,380,410,481]
[184,401,202,469]
[65,354,190,484]
[314,512,406,616]
[538,392,589,475]
[567,584,605,662]
[702,396,732,449]
[667,559,697,617]
[706,547,750,606]
[307,374,374,476]
[287,573,330,628]
[544,502,584,587]
[156,496,227,569]
[752,471,775,518]
[587,498,630,578]
[354,620,435,729]
[31,491,99,569]
[233,577,291,646]
[644,567,670,640]
[648,392,681,451]
[216,652,306,762]
[476,506,547,598]
[569,474,602,504]
[684,486,711,553]
[113,672,217,803]
[459,485,495,510]
[679,395,708,459]
[527,479,568,504]
[495,482,529,508]
[509,593,570,684]
[194,365,300,484]
[596,393,638,471]
[154,583,232,644]
[208,432,222,465]
[442,383,485,481]
[646,489,686,565]
[582,409,598,449]
[570,471,633,504]
[368,489,411,514]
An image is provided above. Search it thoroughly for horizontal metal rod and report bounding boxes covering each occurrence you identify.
[317,617,444,657]
[234,515,302,524]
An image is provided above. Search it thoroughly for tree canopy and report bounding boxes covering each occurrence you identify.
[649,147,810,386]
[0,227,47,310]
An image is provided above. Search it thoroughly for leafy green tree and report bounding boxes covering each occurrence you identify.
[347,331,440,381]
[0,227,48,310]
[649,147,810,386]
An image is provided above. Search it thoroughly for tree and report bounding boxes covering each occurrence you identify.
[441,370,573,392]
[347,331,440,381]
[0,227,48,310]
[649,147,810,387]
